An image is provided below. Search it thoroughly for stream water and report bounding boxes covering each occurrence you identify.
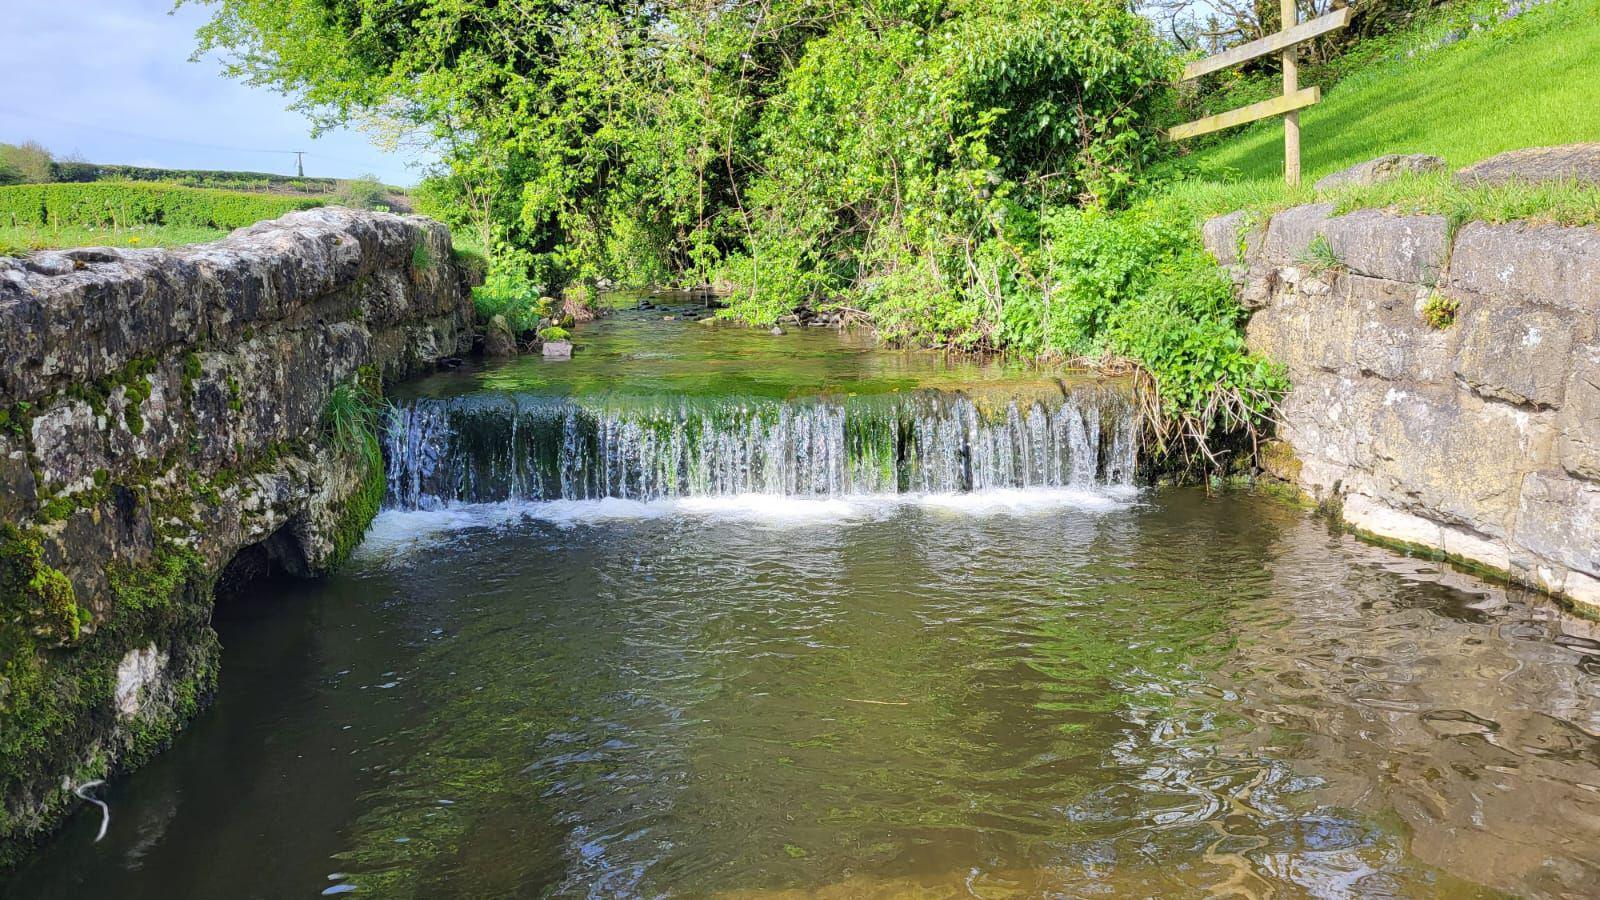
[7,300,1600,898]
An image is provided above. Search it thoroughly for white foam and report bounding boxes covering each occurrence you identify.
[355,488,1137,562]
[915,486,1138,515]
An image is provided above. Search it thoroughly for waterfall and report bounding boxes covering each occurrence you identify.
[382,385,1138,510]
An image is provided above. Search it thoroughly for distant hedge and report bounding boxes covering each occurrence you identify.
[51,161,341,195]
[0,182,325,230]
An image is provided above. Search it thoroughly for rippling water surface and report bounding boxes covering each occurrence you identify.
[8,306,1600,898]
[11,490,1600,898]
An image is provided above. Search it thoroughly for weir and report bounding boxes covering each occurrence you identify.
[383,384,1138,508]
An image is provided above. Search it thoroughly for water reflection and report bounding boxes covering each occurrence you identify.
[7,491,1598,898]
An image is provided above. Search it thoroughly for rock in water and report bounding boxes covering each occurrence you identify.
[1314,154,1448,192]
[770,325,785,336]
[484,314,518,357]
[542,340,574,360]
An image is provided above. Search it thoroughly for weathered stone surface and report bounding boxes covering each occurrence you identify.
[1246,274,1452,383]
[484,314,518,357]
[0,207,474,861]
[1262,203,1334,265]
[1314,153,1448,192]
[1555,344,1600,481]
[1453,300,1576,408]
[542,339,575,360]
[1513,473,1600,576]
[1323,210,1449,284]
[1239,203,1600,611]
[1457,143,1600,187]
[1449,221,1600,312]
[1202,210,1262,267]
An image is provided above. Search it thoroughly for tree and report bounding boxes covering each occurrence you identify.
[0,141,54,184]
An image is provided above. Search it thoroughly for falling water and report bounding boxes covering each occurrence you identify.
[383,384,1138,509]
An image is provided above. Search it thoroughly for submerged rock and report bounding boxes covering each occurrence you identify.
[542,340,574,360]
[770,325,785,336]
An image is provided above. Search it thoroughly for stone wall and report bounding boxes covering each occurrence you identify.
[1205,205,1599,609]
[0,208,474,860]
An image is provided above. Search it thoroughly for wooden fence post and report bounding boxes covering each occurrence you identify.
[1164,5,1348,186]
[1282,0,1301,185]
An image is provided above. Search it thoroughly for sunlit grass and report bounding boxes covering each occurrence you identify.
[0,223,228,256]
[1167,0,1600,217]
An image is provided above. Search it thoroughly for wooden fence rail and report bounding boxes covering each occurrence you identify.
[1165,4,1350,184]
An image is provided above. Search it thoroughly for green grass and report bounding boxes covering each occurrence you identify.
[1173,0,1600,203]
[0,223,229,256]
[1161,169,1600,228]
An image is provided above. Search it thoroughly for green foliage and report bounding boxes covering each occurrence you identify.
[472,249,554,334]
[0,142,53,185]
[334,174,389,211]
[0,223,228,255]
[536,325,570,343]
[51,160,339,194]
[410,241,434,273]
[1299,234,1343,274]
[0,524,87,645]
[0,182,323,231]
[1032,197,1286,454]
[1421,292,1460,329]
[322,372,387,569]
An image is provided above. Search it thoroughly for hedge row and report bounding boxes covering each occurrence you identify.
[0,182,325,230]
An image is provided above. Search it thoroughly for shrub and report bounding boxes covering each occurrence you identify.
[0,142,54,185]
[471,246,552,333]
[1032,196,1287,464]
[334,174,389,210]
[0,182,323,230]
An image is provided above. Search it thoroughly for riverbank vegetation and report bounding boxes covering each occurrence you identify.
[166,0,1600,463]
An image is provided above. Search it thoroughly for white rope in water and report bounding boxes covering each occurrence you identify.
[73,780,110,842]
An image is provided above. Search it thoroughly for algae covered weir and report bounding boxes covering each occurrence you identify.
[9,298,1600,898]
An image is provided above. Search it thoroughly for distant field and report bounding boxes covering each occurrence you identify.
[1178,0,1600,189]
[0,223,228,257]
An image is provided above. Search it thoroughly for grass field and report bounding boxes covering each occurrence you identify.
[1177,0,1600,197]
[0,223,228,257]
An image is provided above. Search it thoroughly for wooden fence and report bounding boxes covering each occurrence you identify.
[1166,2,1351,184]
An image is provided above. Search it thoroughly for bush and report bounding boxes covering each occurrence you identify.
[334,174,389,210]
[0,142,54,185]
[471,246,552,334]
[1033,196,1287,462]
[0,182,323,230]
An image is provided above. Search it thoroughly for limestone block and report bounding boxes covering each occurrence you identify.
[1202,210,1262,267]
[1323,210,1449,284]
[1367,388,1549,533]
[1453,300,1575,408]
[1450,221,1600,313]
[29,398,107,494]
[1314,153,1449,192]
[1556,344,1600,481]
[1263,203,1334,267]
[1513,473,1600,578]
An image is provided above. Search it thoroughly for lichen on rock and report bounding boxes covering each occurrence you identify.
[0,208,475,864]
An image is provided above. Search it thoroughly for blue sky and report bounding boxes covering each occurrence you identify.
[3,0,427,185]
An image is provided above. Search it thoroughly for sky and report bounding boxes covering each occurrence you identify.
[2,0,427,186]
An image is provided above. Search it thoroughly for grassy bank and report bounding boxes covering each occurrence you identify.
[0,223,229,256]
[1169,0,1600,211]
